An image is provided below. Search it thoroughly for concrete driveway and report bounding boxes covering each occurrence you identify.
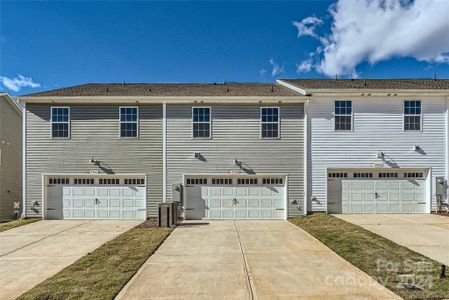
[117,220,398,299]
[0,220,140,300]
[336,214,449,266]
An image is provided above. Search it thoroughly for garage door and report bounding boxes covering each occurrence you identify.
[45,177,146,220]
[328,170,427,213]
[185,177,285,219]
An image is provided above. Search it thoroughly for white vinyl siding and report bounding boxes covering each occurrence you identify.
[307,97,447,212]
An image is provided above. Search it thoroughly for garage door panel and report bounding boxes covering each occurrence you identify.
[330,172,427,214]
[186,179,285,220]
[48,182,146,220]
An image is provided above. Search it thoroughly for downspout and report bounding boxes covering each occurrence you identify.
[446,95,449,204]
[303,98,309,215]
[162,103,167,202]
[21,102,26,219]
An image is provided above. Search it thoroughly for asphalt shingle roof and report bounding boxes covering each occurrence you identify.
[22,83,301,97]
[281,79,449,90]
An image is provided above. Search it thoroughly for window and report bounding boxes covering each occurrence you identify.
[262,178,284,185]
[261,107,279,138]
[237,178,258,185]
[192,107,211,138]
[51,107,70,138]
[124,178,145,185]
[379,172,398,178]
[335,101,352,131]
[328,173,348,178]
[404,101,421,131]
[99,178,120,185]
[48,178,69,185]
[404,172,424,178]
[353,172,373,178]
[120,107,139,138]
[211,178,233,185]
[186,178,208,185]
[74,178,95,185]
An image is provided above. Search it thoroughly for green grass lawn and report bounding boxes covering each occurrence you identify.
[290,214,449,300]
[17,221,173,300]
[0,218,40,232]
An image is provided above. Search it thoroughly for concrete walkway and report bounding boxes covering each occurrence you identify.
[117,220,398,299]
[336,214,449,266]
[0,220,140,300]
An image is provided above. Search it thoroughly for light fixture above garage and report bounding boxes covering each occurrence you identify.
[233,159,242,168]
[377,151,385,161]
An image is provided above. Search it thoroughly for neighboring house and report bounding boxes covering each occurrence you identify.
[19,83,305,220]
[278,79,449,214]
[0,93,23,221]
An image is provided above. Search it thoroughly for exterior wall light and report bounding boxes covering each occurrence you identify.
[377,151,385,161]
[233,159,242,168]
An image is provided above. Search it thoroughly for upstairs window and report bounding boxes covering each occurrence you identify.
[120,107,139,138]
[51,107,70,138]
[335,101,352,131]
[404,101,421,131]
[261,107,279,138]
[192,107,211,138]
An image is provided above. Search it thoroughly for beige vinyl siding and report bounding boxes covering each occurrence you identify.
[25,104,163,218]
[0,95,22,221]
[307,97,447,212]
[166,104,305,217]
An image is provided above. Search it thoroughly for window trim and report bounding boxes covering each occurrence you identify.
[260,106,280,139]
[51,106,70,139]
[334,100,353,132]
[119,106,139,138]
[191,106,212,139]
[403,100,422,132]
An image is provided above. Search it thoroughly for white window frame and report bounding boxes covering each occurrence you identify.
[260,107,280,139]
[51,106,70,139]
[119,106,139,138]
[192,107,212,139]
[334,100,353,132]
[403,100,422,132]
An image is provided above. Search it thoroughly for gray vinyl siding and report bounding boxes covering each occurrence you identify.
[25,104,163,218]
[307,97,448,212]
[0,96,22,221]
[166,104,305,217]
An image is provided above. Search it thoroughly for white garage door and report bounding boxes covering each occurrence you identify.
[185,177,285,220]
[328,170,427,214]
[45,177,146,220]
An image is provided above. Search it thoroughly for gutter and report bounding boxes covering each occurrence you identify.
[21,103,26,219]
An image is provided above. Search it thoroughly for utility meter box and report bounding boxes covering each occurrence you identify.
[172,184,183,203]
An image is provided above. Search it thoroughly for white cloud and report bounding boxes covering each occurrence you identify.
[269,58,284,76]
[259,68,268,76]
[296,60,313,73]
[295,0,449,76]
[0,74,40,92]
[292,16,323,39]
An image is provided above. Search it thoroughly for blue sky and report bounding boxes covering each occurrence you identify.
[1,0,448,95]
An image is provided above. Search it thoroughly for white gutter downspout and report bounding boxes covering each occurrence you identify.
[303,98,309,215]
[162,103,167,203]
[21,103,26,219]
[446,95,449,204]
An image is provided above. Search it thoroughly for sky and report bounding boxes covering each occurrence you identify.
[1,0,449,96]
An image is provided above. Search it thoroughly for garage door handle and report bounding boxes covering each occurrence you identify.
[185,208,194,210]
[276,208,285,210]
[46,208,56,211]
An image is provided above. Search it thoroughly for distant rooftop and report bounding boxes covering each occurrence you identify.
[281,78,449,90]
[22,83,301,97]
